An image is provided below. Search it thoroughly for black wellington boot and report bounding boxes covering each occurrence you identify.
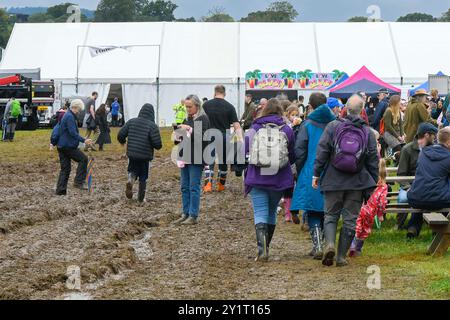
[138,181,146,203]
[255,223,269,262]
[125,173,137,199]
[267,224,276,256]
[336,227,355,267]
[322,222,337,267]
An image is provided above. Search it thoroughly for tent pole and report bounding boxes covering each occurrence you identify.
[76,45,79,94]
[156,77,160,125]
[237,77,241,117]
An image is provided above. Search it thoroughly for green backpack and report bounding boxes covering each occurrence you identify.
[11,100,21,118]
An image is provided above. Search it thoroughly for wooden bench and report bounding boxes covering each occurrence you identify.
[423,213,450,257]
[386,167,398,173]
[385,176,415,184]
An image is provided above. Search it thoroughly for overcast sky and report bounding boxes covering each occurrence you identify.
[1,0,450,21]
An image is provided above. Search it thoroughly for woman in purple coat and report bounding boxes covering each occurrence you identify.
[244,98,295,261]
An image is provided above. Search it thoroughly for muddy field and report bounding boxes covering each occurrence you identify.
[0,129,446,300]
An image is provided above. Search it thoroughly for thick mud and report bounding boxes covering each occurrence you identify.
[0,146,430,300]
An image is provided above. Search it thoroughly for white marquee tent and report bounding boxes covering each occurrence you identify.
[2,21,450,124]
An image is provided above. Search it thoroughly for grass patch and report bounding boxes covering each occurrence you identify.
[0,127,173,163]
[360,217,449,299]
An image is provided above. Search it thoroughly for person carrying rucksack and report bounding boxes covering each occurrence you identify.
[2,97,22,142]
[244,98,295,262]
[313,94,379,267]
[290,92,336,260]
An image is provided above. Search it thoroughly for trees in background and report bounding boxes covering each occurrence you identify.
[135,0,178,21]
[0,9,13,48]
[397,12,436,22]
[240,1,299,22]
[347,16,368,22]
[95,0,136,22]
[201,7,234,22]
[28,2,89,23]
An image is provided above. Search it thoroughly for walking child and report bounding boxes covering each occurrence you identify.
[349,159,388,257]
[118,104,162,203]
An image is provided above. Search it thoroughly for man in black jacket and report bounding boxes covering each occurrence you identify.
[118,104,162,203]
[313,94,379,267]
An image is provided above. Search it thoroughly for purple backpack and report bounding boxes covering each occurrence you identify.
[331,119,369,173]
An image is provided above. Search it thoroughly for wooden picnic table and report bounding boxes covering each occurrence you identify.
[424,213,450,257]
[386,176,415,184]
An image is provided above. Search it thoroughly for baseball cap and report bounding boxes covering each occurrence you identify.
[417,123,438,136]
[327,97,344,109]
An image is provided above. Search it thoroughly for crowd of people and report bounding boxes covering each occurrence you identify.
[49,84,450,266]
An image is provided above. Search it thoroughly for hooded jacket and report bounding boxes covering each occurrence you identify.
[117,104,162,161]
[314,114,379,192]
[407,144,450,209]
[291,104,336,212]
[244,114,295,194]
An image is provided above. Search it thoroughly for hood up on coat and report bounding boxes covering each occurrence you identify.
[138,103,155,122]
[308,104,336,124]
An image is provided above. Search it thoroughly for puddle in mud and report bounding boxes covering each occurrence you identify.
[129,231,153,261]
[63,292,93,300]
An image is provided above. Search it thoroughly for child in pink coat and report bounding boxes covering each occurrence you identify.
[349,159,388,257]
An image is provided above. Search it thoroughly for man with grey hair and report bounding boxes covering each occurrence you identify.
[53,99,93,195]
[313,94,379,267]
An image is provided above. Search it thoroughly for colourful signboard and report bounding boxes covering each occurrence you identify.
[245,69,346,90]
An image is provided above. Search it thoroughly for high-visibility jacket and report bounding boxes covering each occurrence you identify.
[173,103,187,124]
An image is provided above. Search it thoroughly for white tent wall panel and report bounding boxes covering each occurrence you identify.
[315,23,400,80]
[391,23,450,82]
[122,84,157,121]
[159,23,239,79]
[1,23,90,79]
[239,23,318,75]
[78,22,163,81]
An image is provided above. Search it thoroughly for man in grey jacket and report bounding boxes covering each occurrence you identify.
[313,94,379,267]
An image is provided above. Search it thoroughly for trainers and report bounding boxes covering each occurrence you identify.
[217,182,225,192]
[172,214,189,225]
[203,182,212,193]
[181,216,198,225]
[292,214,300,225]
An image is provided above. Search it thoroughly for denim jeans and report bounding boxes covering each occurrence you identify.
[249,187,283,225]
[398,188,408,203]
[181,164,203,218]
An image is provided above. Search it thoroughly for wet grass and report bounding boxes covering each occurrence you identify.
[1,128,448,299]
[0,127,174,163]
[359,217,449,299]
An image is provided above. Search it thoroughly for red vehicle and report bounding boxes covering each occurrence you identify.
[0,74,55,130]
